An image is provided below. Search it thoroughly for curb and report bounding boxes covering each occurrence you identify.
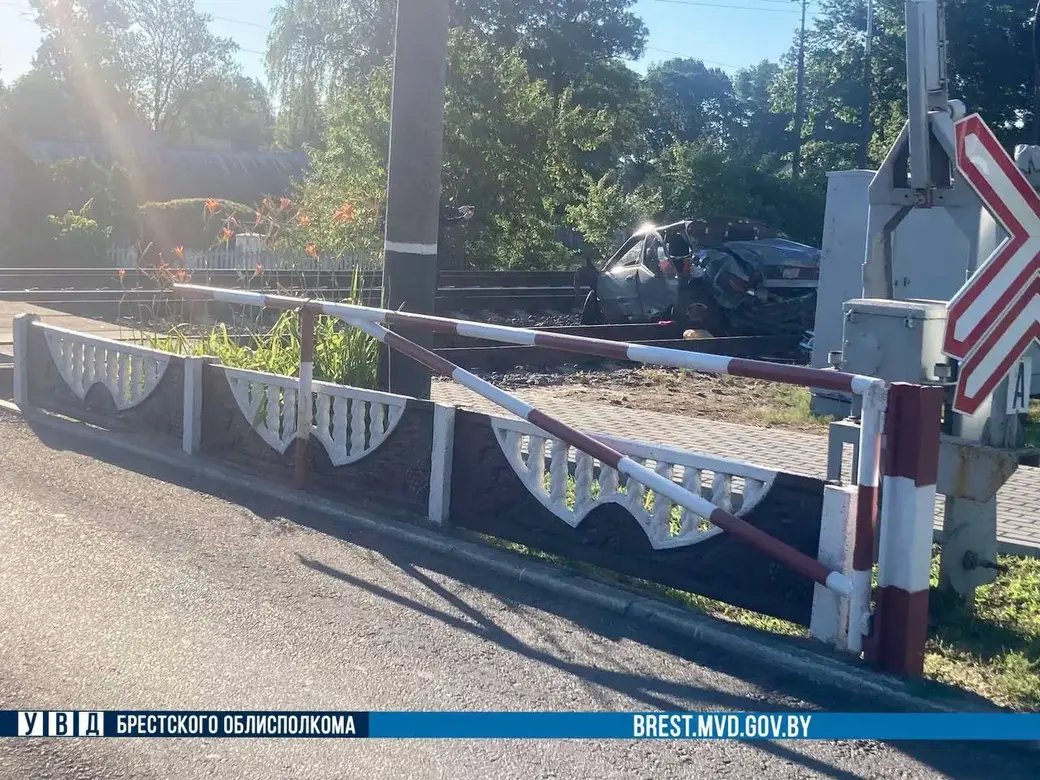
[0,400,1025,721]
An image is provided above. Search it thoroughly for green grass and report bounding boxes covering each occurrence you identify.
[480,511,1040,709]
[1025,400,1040,448]
[138,265,380,387]
[751,386,833,429]
[926,549,1040,710]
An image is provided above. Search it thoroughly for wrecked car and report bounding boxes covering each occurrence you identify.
[573,217,820,338]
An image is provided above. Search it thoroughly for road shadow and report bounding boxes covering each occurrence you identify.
[24,417,1039,779]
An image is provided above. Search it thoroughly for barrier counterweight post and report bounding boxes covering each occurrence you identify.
[874,383,944,676]
[848,380,885,655]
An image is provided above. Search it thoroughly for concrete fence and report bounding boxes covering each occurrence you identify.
[11,313,943,678]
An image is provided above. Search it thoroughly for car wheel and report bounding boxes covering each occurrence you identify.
[581,290,603,325]
[680,296,723,335]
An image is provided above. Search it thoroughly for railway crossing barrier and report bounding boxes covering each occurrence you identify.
[12,285,946,677]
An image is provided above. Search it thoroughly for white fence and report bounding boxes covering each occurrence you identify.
[106,245,379,272]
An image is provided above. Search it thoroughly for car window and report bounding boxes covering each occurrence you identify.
[643,235,663,274]
[615,239,644,268]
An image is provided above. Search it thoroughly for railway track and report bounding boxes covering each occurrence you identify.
[0,267,581,292]
[0,267,586,318]
[0,287,580,319]
[115,321,801,372]
[0,269,804,370]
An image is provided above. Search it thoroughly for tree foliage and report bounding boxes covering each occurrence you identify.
[265,0,395,148]
[4,0,1040,270]
[120,0,238,133]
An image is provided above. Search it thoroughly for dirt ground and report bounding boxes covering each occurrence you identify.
[484,365,832,432]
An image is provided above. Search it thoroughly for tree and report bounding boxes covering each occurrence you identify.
[0,69,85,141]
[265,0,395,148]
[285,29,616,270]
[772,0,1036,177]
[642,58,735,153]
[176,75,275,149]
[43,157,135,236]
[648,141,825,245]
[453,0,647,96]
[266,0,648,151]
[729,60,791,170]
[119,0,238,134]
[453,0,648,178]
[440,30,614,269]
[28,0,140,136]
[565,173,662,257]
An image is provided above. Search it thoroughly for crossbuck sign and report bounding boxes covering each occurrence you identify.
[943,114,1040,415]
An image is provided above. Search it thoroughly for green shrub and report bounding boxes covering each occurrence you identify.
[44,200,112,267]
[137,198,255,252]
[43,158,135,240]
[148,266,379,387]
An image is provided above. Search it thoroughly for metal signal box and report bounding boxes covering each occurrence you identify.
[839,298,951,385]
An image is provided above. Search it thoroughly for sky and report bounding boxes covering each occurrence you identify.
[0,0,819,87]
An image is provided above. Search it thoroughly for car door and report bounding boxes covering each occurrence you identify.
[597,235,646,320]
[634,232,681,321]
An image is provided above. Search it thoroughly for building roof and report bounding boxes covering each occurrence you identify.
[16,139,309,203]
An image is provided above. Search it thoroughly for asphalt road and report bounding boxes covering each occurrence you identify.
[0,411,1034,779]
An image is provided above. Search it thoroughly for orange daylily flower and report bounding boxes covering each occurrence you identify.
[305,243,319,259]
[205,199,220,214]
[255,264,264,275]
[279,197,291,210]
[220,227,234,244]
[173,245,184,260]
[298,212,312,226]
[116,268,126,280]
[254,210,264,228]
[332,202,357,224]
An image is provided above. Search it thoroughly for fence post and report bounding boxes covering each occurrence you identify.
[428,403,456,525]
[182,357,205,454]
[294,307,316,489]
[873,382,945,676]
[13,313,37,409]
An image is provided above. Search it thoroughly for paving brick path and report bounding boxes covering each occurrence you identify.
[432,381,1040,555]
[0,302,150,361]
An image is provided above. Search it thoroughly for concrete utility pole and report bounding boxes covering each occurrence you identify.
[859,0,874,168]
[792,0,809,180]
[1033,0,1040,145]
[380,0,452,399]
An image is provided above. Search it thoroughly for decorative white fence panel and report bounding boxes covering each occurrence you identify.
[223,367,407,464]
[489,415,778,550]
[41,324,171,410]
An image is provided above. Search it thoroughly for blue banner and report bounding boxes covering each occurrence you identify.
[1,711,1038,740]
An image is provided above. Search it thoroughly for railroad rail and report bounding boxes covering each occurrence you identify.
[0,267,582,292]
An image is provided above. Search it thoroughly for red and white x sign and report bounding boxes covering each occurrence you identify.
[943,114,1040,415]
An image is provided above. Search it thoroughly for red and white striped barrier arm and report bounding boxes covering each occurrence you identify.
[170,283,878,600]
[346,315,853,597]
[172,284,881,395]
[873,383,945,676]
